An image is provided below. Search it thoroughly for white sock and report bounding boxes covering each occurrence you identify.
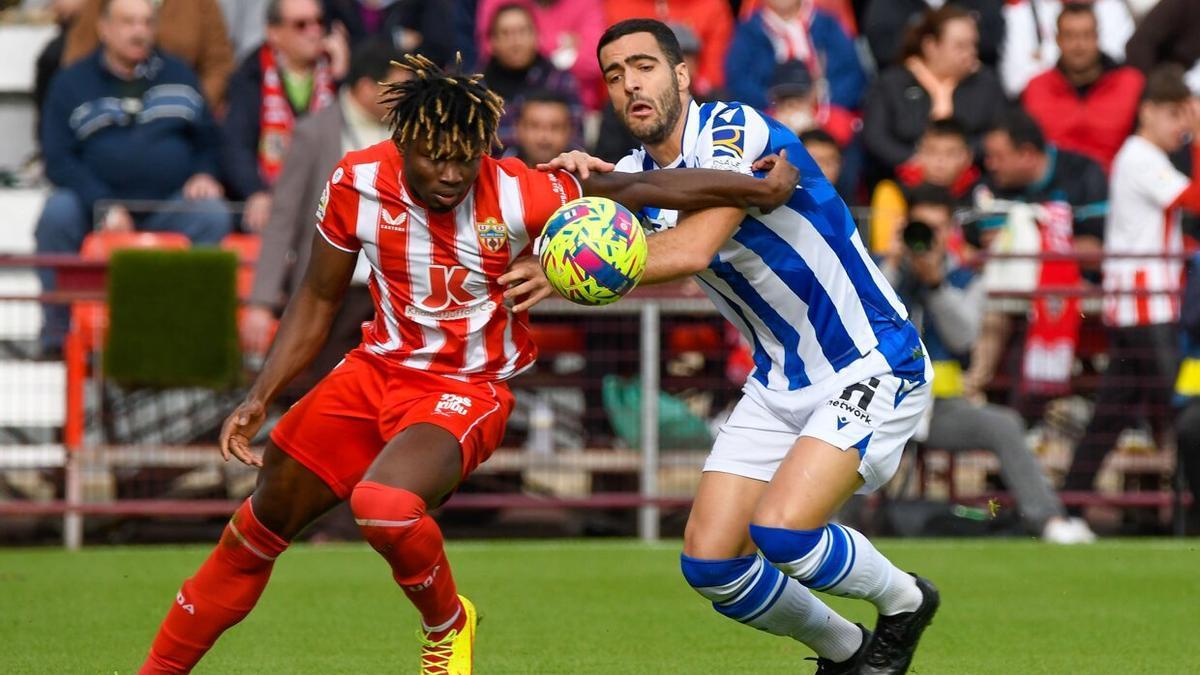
[754,523,924,616]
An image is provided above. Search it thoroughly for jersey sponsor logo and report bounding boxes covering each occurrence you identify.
[476,217,508,252]
[331,167,344,184]
[422,265,475,310]
[826,377,881,425]
[176,590,195,615]
[405,300,497,321]
[315,182,330,222]
[548,171,569,205]
[381,208,408,231]
[433,394,473,416]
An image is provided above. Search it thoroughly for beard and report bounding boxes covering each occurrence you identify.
[620,74,684,145]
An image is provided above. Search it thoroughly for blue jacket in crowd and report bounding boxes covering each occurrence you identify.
[724,9,866,112]
[40,50,220,214]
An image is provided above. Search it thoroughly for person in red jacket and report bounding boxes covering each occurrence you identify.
[1021,3,1144,173]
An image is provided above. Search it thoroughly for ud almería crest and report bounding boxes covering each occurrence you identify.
[476,217,508,253]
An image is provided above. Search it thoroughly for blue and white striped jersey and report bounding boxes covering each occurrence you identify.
[615,100,926,392]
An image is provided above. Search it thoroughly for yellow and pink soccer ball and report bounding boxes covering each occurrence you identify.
[538,197,647,306]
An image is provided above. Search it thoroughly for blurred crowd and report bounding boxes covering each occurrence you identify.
[9,0,1200,536]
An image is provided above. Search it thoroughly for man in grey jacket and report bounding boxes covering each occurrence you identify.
[240,41,403,394]
[884,186,1095,544]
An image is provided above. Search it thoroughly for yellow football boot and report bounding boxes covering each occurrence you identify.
[418,595,477,675]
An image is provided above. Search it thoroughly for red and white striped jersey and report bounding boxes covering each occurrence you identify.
[314,140,581,381]
[1103,136,1189,328]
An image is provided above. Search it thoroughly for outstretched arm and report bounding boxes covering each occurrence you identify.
[640,207,745,285]
[543,150,799,214]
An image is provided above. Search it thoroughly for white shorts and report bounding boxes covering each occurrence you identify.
[704,352,933,494]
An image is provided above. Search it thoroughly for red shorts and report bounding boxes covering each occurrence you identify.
[270,348,515,499]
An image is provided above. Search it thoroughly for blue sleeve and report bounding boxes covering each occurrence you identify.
[220,62,266,199]
[811,13,865,110]
[39,71,113,214]
[723,19,774,112]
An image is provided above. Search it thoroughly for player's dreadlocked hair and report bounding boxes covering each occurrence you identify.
[380,54,506,160]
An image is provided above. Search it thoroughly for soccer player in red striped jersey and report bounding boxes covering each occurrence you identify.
[138,54,799,674]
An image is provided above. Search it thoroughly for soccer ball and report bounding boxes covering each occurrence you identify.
[538,197,647,306]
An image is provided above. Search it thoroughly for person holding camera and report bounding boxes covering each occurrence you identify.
[884,186,1095,544]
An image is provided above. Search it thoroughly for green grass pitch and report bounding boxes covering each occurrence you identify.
[2,539,1198,674]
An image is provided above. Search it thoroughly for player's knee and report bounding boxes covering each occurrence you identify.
[680,553,784,622]
[749,523,828,582]
[349,481,428,552]
[680,553,754,602]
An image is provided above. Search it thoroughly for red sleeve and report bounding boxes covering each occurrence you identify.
[314,161,362,253]
[1170,143,1200,213]
[515,164,583,239]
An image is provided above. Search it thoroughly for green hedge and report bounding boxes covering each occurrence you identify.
[103,248,241,389]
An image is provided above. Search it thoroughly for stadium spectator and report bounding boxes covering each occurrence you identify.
[242,42,403,391]
[883,188,1095,543]
[897,118,981,204]
[862,6,1006,174]
[222,0,348,232]
[738,0,858,38]
[1063,65,1200,506]
[62,0,234,110]
[723,0,866,113]
[605,0,734,92]
[1124,0,1200,92]
[869,119,980,256]
[503,91,577,168]
[481,2,581,153]
[476,0,605,110]
[798,128,842,188]
[218,0,272,63]
[33,0,86,144]
[1176,251,1200,533]
[981,108,1108,251]
[322,0,456,67]
[999,0,1134,99]
[767,60,856,146]
[864,0,1005,69]
[1020,3,1144,173]
[35,0,229,355]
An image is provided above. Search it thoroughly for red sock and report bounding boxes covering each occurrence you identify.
[139,499,288,674]
[350,481,463,636]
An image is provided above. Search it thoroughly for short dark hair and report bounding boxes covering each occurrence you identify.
[347,40,401,88]
[799,128,838,149]
[906,183,955,212]
[922,118,968,144]
[989,108,1046,153]
[597,18,684,68]
[519,89,573,114]
[1142,63,1190,104]
[1056,2,1096,31]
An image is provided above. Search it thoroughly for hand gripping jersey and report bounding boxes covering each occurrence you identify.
[315,140,581,381]
[615,101,925,392]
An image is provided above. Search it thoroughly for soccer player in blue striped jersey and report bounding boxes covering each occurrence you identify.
[544,20,939,675]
